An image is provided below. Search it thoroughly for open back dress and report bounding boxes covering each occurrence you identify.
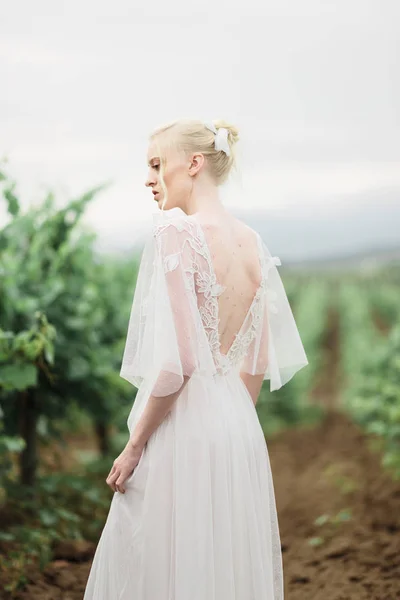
[83,207,308,600]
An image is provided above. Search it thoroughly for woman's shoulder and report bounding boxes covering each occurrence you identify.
[228,216,261,248]
[151,209,196,239]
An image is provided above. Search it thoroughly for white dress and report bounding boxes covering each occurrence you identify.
[83,208,308,600]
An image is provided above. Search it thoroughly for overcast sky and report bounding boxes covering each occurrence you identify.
[1,0,399,255]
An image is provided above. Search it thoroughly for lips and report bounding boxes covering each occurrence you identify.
[152,190,158,196]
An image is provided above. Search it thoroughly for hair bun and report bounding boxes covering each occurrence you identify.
[213,120,240,147]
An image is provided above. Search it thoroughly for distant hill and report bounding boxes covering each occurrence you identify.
[235,189,400,270]
[279,244,400,271]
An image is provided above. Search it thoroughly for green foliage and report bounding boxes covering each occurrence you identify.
[0,310,56,489]
[367,282,400,329]
[339,282,400,478]
[0,420,25,498]
[351,325,400,475]
[308,508,352,547]
[0,163,140,489]
[0,464,112,594]
[0,313,56,391]
[257,276,330,434]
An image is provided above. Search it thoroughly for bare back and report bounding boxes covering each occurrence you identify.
[191,213,262,357]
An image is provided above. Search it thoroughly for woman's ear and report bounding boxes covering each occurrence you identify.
[188,153,205,177]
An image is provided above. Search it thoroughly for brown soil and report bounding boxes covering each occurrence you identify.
[5,311,400,600]
[372,310,391,337]
[270,410,400,600]
[310,306,341,410]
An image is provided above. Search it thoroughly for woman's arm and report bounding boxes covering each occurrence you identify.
[128,377,190,451]
[106,377,190,494]
[240,372,264,407]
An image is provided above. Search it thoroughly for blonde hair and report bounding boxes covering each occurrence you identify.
[149,118,239,210]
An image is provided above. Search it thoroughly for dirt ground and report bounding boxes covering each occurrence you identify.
[5,312,400,600]
[271,410,400,600]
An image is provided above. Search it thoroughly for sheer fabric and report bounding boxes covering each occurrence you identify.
[84,208,309,600]
[120,208,308,395]
[119,214,214,397]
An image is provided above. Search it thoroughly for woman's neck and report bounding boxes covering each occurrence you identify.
[184,184,227,219]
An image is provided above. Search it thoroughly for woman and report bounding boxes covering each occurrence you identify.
[83,118,308,599]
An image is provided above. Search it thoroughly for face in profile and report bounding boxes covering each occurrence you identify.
[145,138,201,210]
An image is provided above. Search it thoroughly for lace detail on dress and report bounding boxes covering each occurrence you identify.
[224,282,264,366]
[153,214,282,377]
[191,221,282,376]
[152,216,199,293]
[221,241,281,373]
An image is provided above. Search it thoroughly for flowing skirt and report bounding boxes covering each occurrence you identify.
[83,372,284,600]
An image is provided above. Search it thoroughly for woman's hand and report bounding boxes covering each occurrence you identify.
[106,441,145,494]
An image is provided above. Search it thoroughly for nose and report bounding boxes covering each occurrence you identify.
[145,172,156,188]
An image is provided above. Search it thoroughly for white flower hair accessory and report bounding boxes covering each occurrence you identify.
[204,121,231,157]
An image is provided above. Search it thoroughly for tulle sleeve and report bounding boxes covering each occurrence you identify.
[239,236,309,391]
[119,213,213,397]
